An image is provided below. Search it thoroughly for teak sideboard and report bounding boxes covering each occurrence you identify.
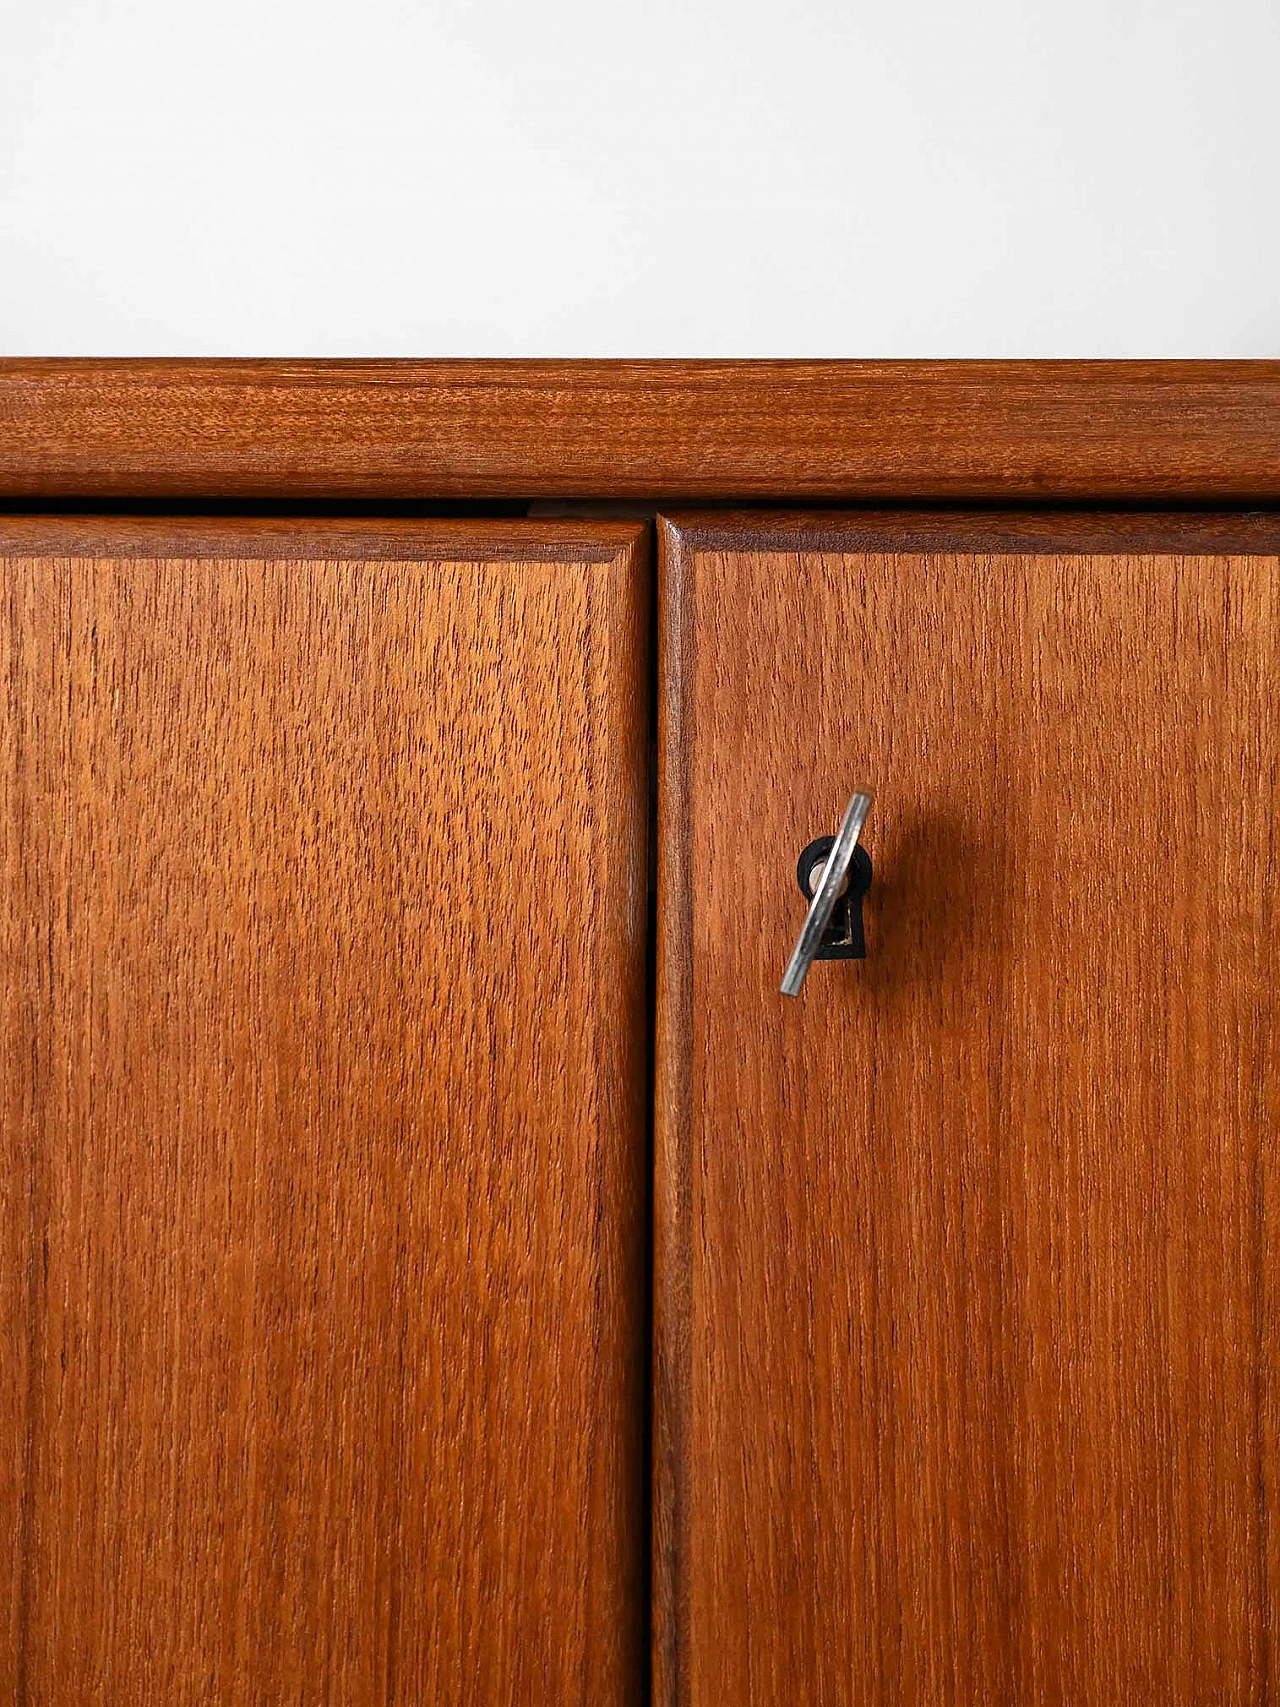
[3,361,1277,1706]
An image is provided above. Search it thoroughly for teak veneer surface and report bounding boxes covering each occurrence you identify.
[2,519,650,1706]
[2,360,1280,501]
[656,511,1279,1707]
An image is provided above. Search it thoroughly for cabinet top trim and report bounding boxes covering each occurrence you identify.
[2,360,1279,503]
[661,508,1280,555]
[0,514,645,562]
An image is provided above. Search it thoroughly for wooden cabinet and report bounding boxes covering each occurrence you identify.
[2,519,650,1705]
[4,366,1280,1707]
[655,511,1279,1707]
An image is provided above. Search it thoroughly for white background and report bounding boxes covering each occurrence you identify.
[2,0,1278,356]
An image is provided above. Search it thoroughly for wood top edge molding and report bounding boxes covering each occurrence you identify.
[0,513,646,562]
[659,507,1280,555]
[2,359,1279,501]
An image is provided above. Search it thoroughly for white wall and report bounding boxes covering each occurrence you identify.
[3,0,1278,356]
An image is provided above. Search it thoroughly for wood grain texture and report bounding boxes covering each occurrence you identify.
[3,361,1280,502]
[656,511,1280,1706]
[1,519,650,1706]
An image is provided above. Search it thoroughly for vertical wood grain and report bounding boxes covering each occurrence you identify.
[1,521,650,1707]
[653,520,695,1707]
[656,514,1279,1707]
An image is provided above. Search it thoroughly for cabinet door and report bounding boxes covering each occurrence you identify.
[1,519,649,1706]
[655,512,1278,1707]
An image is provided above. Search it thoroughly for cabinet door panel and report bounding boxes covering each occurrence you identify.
[2,519,649,1707]
[655,512,1279,1707]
